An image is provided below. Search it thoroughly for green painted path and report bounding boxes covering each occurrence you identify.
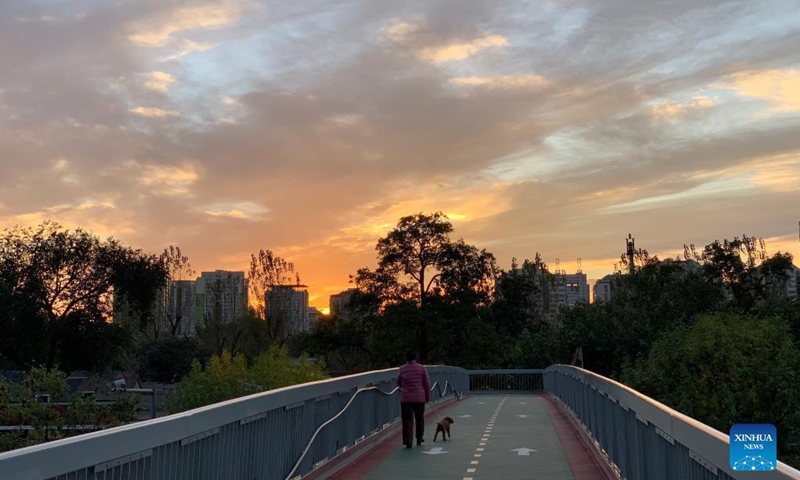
[360,395,576,480]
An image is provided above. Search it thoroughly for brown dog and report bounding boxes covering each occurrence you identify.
[433,416,454,442]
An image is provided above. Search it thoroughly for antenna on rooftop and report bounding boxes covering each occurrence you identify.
[577,258,582,274]
[626,233,636,274]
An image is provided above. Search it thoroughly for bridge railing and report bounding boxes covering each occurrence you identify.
[544,365,800,480]
[467,369,544,393]
[0,366,467,480]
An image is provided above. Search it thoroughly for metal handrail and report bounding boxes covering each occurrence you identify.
[430,380,463,400]
[545,366,800,480]
[284,380,462,480]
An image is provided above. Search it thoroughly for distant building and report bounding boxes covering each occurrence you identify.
[196,271,248,326]
[662,258,702,272]
[330,288,358,318]
[784,265,799,300]
[593,274,615,303]
[552,272,590,308]
[307,307,322,327]
[162,280,196,336]
[796,266,800,299]
[266,285,310,334]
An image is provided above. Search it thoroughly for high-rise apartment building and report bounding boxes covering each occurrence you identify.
[784,265,799,300]
[329,288,358,318]
[266,284,310,335]
[307,307,322,327]
[593,274,615,303]
[552,272,590,308]
[196,271,248,326]
[163,280,196,336]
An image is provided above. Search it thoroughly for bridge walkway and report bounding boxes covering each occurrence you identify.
[331,394,609,480]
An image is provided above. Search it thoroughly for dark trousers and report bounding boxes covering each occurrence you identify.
[401,402,425,446]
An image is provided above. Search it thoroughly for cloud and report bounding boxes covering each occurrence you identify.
[158,39,218,61]
[53,159,69,171]
[744,152,800,192]
[203,201,269,220]
[420,35,507,63]
[130,107,181,119]
[650,96,717,117]
[128,1,245,47]
[141,72,177,93]
[0,198,136,239]
[126,160,201,197]
[3,0,800,311]
[449,74,549,89]
[717,69,800,112]
[223,96,241,107]
[382,20,420,42]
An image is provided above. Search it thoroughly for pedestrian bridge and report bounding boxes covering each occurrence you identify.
[1,366,798,480]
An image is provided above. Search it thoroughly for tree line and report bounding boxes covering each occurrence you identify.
[0,216,798,464]
[302,213,799,465]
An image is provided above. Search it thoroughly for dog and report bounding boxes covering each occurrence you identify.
[433,416,454,442]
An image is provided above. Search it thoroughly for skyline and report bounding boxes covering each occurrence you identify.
[1,0,800,311]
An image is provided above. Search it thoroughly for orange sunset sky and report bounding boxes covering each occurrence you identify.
[1,0,799,312]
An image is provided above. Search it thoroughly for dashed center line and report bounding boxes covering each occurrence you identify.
[462,396,508,480]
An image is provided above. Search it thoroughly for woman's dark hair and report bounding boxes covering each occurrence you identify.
[405,350,416,362]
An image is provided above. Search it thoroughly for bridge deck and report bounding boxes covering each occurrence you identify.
[330,394,609,480]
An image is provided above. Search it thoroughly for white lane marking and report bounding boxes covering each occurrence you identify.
[511,448,538,456]
[422,447,447,455]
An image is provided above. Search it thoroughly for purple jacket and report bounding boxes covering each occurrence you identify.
[397,361,430,403]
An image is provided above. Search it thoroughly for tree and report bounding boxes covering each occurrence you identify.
[304,315,374,373]
[437,240,498,307]
[248,249,301,345]
[685,235,794,312]
[599,259,724,375]
[511,324,567,369]
[157,246,196,338]
[113,248,169,342]
[615,247,659,274]
[0,222,166,369]
[165,346,327,413]
[137,337,208,382]
[493,254,554,336]
[0,367,138,452]
[353,212,498,360]
[0,278,48,368]
[623,313,800,464]
[364,212,453,310]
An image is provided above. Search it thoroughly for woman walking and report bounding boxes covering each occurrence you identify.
[397,350,431,448]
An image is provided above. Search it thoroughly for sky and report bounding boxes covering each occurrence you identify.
[1,0,800,312]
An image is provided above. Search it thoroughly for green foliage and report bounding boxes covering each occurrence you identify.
[511,325,566,369]
[248,249,301,344]
[591,261,724,376]
[302,294,378,373]
[353,212,498,361]
[165,346,328,414]
[54,311,131,372]
[137,337,208,382]
[196,311,272,361]
[492,254,553,336]
[0,367,139,452]
[0,222,166,370]
[623,312,800,462]
[685,235,794,312]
